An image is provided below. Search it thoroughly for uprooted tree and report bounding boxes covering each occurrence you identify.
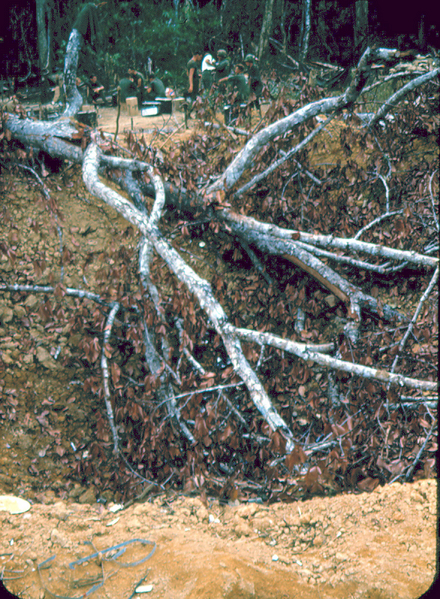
[1,24,438,501]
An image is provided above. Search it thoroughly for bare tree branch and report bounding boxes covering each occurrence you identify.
[354,210,403,241]
[232,326,438,391]
[369,68,440,129]
[388,265,439,385]
[101,302,121,455]
[220,212,438,268]
[205,48,401,196]
[234,113,334,199]
[428,169,439,233]
[82,141,296,449]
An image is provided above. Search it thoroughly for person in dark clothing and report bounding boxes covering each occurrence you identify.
[87,74,105,104]
[145,74,166,100]
[218,64,250,104]
[128,68,145,107]
[185,51,203,117]
[187,51,203,102]
[218,63,250,123]
[214,49,230,83]
[118,75,137,103]
[245,54,263,116]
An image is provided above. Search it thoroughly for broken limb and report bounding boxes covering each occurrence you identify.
[205,47,401,195]
[428,170,439,233]
[3,114,84,163]
[146,180,437,271]
[361,70,429,96]
[231,326,438,392]
[389,420,436,484]
[293,239,407,274]
[220,213,405,322]
[237,236,276,287]
[0,283,118,308]
[221,213,438,269]
[136,166,193,443]
[368,68,440,129]
[354,210,403,241]
[101,302,121,455]
[388,265,439,384]
[82,142,296,449]
[233,113,334,199]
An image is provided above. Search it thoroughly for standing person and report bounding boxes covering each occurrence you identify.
[245,54,263,116]
[145,73,166,100]
[201,52,215,93]
[186,50,203,115]
[218,63,249,122]
[218,64,250,104]
[214,49,230,82]
[128,67,145,108]
[214,49,231,94]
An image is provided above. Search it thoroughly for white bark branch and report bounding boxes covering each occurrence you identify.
[82,142,295,449]
[232,326,438,392]
[220,212,438,268]
[369,68,440,129]
[294,239,406,274]
[219,211,405,321]
[234,113,334,199]
[428,170,439,232]
[0,283,114,307]
[101,302,121,455]
[3,114,84,163]
[354,210,402,240]
[205,47,400,195]
[388,265,439,381]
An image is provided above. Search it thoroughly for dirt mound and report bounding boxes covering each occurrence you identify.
[0,478,436,598]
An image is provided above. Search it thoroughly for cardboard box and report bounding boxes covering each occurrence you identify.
[126,97,139,116]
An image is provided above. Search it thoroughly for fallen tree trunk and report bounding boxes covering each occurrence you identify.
[3,114,84,163]
[2,44,437,468]
[83,141,296,449]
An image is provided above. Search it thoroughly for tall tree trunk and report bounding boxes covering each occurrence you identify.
[354,0,369,53]
[417,14,426,53]
[279,0,287,54]
[299,0,311,61]
[36,0,51,74]
[258,0,275,61]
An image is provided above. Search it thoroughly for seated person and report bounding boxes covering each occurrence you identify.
[145,74,166,100]
[118,75,137,103]
[87,75,105,104]
[128,67,145,108]
[76,76,88,101]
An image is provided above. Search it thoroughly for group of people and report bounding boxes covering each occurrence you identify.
[77,69,166,108]
[75,47,263,122]
[186,48,263,118]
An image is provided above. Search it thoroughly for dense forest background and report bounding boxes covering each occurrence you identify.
[1,0,440,89]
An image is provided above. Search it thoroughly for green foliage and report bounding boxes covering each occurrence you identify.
[92,0,221,91]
